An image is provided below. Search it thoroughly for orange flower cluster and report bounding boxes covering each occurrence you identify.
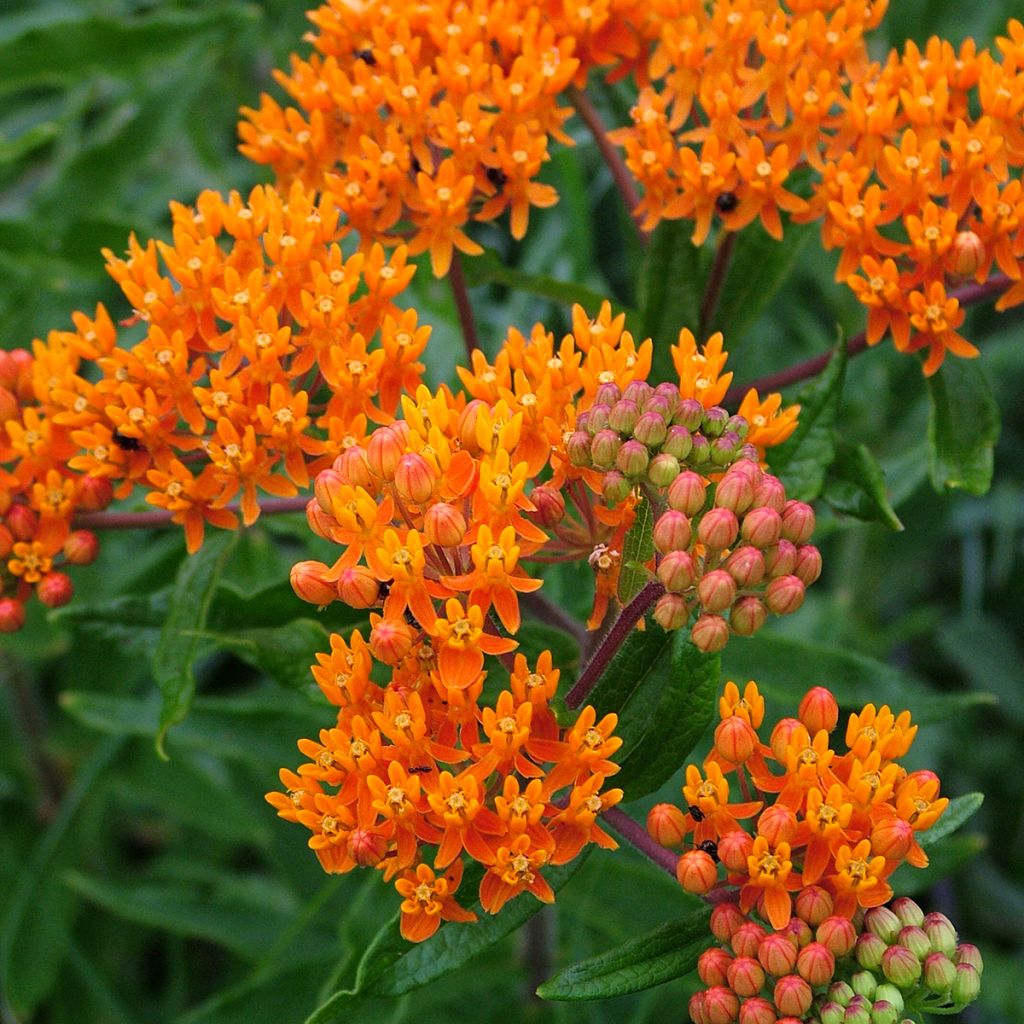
[649,682,948,932]
[617,2,1024,373]
[239,0,654,274]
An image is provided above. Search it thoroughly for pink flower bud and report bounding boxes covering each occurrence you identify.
[691,614,730,653]
[594,381,622,407]
[394,453,435,504]
[816,916,857,957]
[711,903,746,944]
[738,996,777,1024]
[585,405,608,433]
[923,952,956,994]
[758,804,799,847]
[657,550,696,593]
[698,947,735,987]
[866,906,901,944]
[769,717,802,761]
[703,986,740,1024]
[759,933,799,976]
[780,501,815,544]
[336,566,381,608]
[0,597,26,633]
[647,452,680,486]
[717,830,753,873]
[674,397,705,431]
[616,438,650,478]
[634,410,668,447]
[334,443,372,488]
[881,944,921,988]
[763,540,797,577]
[608,398,640,435]
[653,592,690,631]
[348,827,388,867]
[528,486,565,528]
[698,508,740,550]
[752,474,786,511]
[667,471,707,516]
[676,850,719,894]
[6,504,37,541]
[590,428,622,469]
[891,897,924,929]
[724,546,765,587]
[290,560,337,606]
[76,475,113,512]
[773,975,812,1017]
[715,716,758,764]
[653,510,692,553]
[424,502,467,547]
[623,380,654,406]
[702,406,730,438]
[741,507,782,548]
[729,596,767,636]
[732,921,767,959]
[715,471,756,515]
[37,572,73,609]
[314,468,346,516]
[796,942,835,987]
[764,575,805,615]
[793,545,822,585]
[947,230,985,277]
[798,686,838,733]
[63,529,100,565]
[367,425,404,479]
[663,424,694,460]
[727,956,766,998]
[647,803,688,847]
[698,569,738,612]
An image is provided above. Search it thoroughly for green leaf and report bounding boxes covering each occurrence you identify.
[617,497,654,605]
[537,904,711,1001]
[612,633,719,798]
[823,438,904,530]
[153,532,237,758]
[926,358,1000,496]
[709,219,817,343]
[306,856,589,1023]
[918,793,984,850]
[0,121,61,166]
[768,335,847,501]
[720,633,996,724]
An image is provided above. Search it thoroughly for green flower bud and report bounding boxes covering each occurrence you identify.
[881,945,922,988]
[870,1000,899,1024]
[890,898,924,929]
[855,932,887,971]
[873,985,903,1013]
[674,398,705,431]
[634,409,668,448]
[922,952,956,994]
[922,913,958,958]
[851,971,878,999]
[897,926,930,961]
[951,963,981,1005]
[866,906,902,945]
[647,452,680,487]
[954,944,983,974]
[702,406,730,438]
[663,424,694,460]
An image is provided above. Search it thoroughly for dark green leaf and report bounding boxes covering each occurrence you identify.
[721,633,996,724]
[617,497,654,604]
[926,358,1000,496]
[613,633,719,798]
[154,532,237,758]
[537,904,711,1000]
[823,438,904,530]
[918,792,984,850]
[768,335,847,501]
[0,121,61,166]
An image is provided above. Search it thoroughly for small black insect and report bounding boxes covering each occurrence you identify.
[485,167,507,190]
[410,155,422,175]
[697,839,720,863]
[687,804,705,822]
[113,431,144,452]
[377,579,393,601]
[715,191,738,213]
[409,765,433,774]
[353,48,377,66]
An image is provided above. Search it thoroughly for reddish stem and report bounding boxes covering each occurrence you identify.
[602,806,678,876]
[449,251,479,359]
[73,496,310,531]
[700,230,737,339]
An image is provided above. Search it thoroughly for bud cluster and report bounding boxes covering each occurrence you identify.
[689,896,982,1024]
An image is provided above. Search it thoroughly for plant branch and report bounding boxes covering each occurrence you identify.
[449,251,479,359]
[724,275,1013,405]
[568,85,649,247]
[699,229,737,339]
[73,496,310,531]
[602,806,677,876]
[519,590,587,649]
[565,579,664,709]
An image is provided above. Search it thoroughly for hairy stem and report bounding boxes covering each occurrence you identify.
[73,495,310,531]
[602,806,677,876]
[449,251,479,359]
[565,579,664,710]
[699,229,737,339]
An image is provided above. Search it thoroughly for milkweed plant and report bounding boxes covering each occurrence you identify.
[1,0,1018,1022]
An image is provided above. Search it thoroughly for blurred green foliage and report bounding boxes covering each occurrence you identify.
[1,2,1023,1023]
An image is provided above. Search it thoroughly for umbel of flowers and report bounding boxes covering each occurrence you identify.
[647,681,977,1022]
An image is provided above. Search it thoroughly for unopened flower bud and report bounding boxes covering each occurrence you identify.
[711,433,741,466]
[334,443,372,488]
[702,406,730,438]
[851,970,878,999]
[758,804,798,847]
[724,546,766,587]
[738,996,776,1024]
[653,592,690,631]
[367,425,404,479]
[647,802,688,847]
[677,849,718,895]
[314,467,346,516]
[602,470,632,506]
[717,830,753,873]
[881,944,922,988]
[290,560,336,606]
[348,827,388,867]
[855,931,888,970]
[0,385,16,423]
[817,916,857,957]
[648,452,680,487]
[306,499,336,540]
[590,429,622,469]
[950,963,981,1005]
[616,439,650,478]
[793,545,822,585]
[369,616,414,665]
[715,471,756,514]
[587,405,610,433]
[63,529,100,565]
[923,914,958,958]
[689,992,709,1024]
[828,980,855,1007]
[623,380,653,406]
[674,397,705,431]
[871,999,899,1024]
[528,486,565,528]
[663,424,694,460]
[691,614,729,652]
[698,569,737,613]
[634,410,668,448]
[890,898,924,929]
[576,410,592,435]
[337,566,381,608]
[842,996,871,1024]
[594,381,621,407]
[729,596,766,637]
[773,974,812,1017]
[690,433,712,466]
[781,917,813,948]
[0,597,25,632]
[653,510,692,553]
[6,504,37,540]
[799,686,839,733]
[76,475,113,511]
[0,524,11,559]
[733,922,768,959]
[923,952,956,994]
[457,400,487,453]
[873,984,904,1013]
[608,399,640,435]
[703,986,740,1024]
[657,550,696,593]
[728,957,766,998]
[866,906,902,945]
[567,430,593,466]
[753,475,786,511]
[769,717,803,761]
[897,925,930,961]
[654,381,681,411]
[715,716,757,764]
[37,572,73,608]
[764,540,797,577]
[780,501,815,544]
[725,415,749,440]
[394,453,435,504]
[819,1001,845,1024]
[947,230,985,277]
[711,902,745,943]
[698,947,734,987]
[796,942,835,987]
[953,944,983,973]
[424,502,467,547]
[698,508,739,550]
[794,885,833,926]
[741,506,783,548]
[668,471,707,516]
[759,932,799,976]
[764,575,805,615]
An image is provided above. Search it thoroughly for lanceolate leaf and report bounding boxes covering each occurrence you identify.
[612,633,719,799]
[537,904,712,1001]
[768,335,847,502]
[153,532,238,758]
[617,497,655,605]
[926,358,1000,496]
[823,438,904,530]
[917,793,984,850]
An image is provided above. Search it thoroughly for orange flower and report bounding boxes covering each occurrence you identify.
[395,861,477,942]
[826,839,892,918]
[740,835,799,930]
[479,835,555,914]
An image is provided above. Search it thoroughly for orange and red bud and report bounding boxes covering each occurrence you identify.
[710,902,745,944]
[715,716,758,764]
[336,566,381,608]
[63,529,100,565]
[947,230,985,277]
[667,471,707,516]
[367,424,404,479]
[773,974,812,1017]
[424,502,467,547]
[647,802,688,847]
[702,986,739,1024]
[691,613,729,652]
[759,932,799,976]
[76,475,113,512]
[394,453,435,504]
[37,572,73,608]
[0,597,26,632]
[698,508,739,550]
[741,506,783,548]
[717,830,753,872]
[780,501,815,544]
[653,510,692,553]
[758,804,798,847]
[737,997,777,1024]
[730,596,767,636]
[698,569,737,613]
[348,827,388,867]
[290,560,336,606]
[798,686,838,733]
[816,916,857,956]
[657,549,697,593]
[727,956,766,997]
[794,884,833,925]
[653,592,690,630]
[796,941,835,987]
[732,921,767,958]
[698,946,734,987]
[871,816,914,861]
[724,547,765,587]
[527,486,565,528]
[676,849,719,894]
[764,575,805,615]
[6,504,37,541]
